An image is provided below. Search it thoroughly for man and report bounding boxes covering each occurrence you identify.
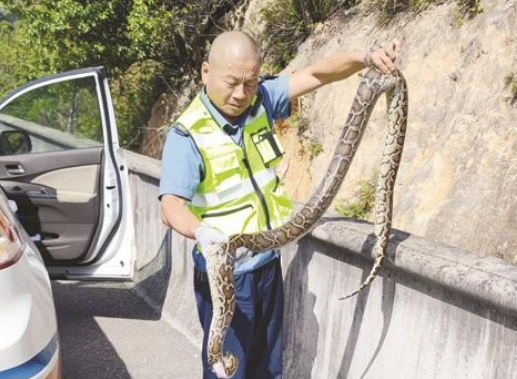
[159,31,400,378]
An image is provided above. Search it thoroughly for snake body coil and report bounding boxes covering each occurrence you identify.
[203,68,408,377]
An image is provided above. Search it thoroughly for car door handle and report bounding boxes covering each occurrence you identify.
[6,164,25,175]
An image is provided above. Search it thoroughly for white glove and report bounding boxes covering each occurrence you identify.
[194,222,252,263]
[194,222,229,255]
[234,246,252,262]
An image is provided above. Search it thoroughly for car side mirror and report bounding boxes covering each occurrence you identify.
[0,130,32,156]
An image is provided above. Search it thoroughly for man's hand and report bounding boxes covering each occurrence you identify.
[234,246,251,262]
[194,222,229,255]
[195,222,252,262]
[363,38,402,75]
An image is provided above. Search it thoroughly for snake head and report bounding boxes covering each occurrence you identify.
[211,354,239,378]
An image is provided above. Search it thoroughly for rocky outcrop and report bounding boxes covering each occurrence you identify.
[139,86,196,159]
[141,0,517,262]
[279,0,517,262]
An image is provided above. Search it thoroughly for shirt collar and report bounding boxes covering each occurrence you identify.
[199,87,252,132]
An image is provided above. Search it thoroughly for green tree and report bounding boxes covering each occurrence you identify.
[0,0,244,151]
[261,0,355,67]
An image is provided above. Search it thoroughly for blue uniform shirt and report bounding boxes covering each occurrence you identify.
[159,75,291,274]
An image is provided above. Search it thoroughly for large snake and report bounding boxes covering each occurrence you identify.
[203,68,408,378]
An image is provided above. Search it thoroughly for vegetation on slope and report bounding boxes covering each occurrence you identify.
[0,0,243,150]
[0,0,484,152]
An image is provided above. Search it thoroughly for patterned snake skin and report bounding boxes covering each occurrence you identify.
[203,68,408,377]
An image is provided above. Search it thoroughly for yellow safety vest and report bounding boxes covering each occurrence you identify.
[175,93,293,239]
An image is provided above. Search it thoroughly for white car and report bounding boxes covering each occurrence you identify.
[0,68,135,379]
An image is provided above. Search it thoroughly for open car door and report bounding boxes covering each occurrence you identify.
[0,67,134,279]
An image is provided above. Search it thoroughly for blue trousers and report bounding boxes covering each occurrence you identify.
[194,258,284,379]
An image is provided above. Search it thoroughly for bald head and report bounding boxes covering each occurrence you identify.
[208,31,261,68]
[201,31,262,123]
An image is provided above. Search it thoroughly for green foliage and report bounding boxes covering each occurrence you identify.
[260,0,482,68]
[308,141,323,158]
[0,0,186,77]
[0,21,24,94]
[335,170,378,219]
[504,71,517,104]
[1,77,103,142]
[0,0,243,153]
[456,0,483,19]
[261,61,283,76]
[360,0,411,16]
[2,1,125,76]
[110,60,165,150]
[127,0,171,60]
[261,0,356,67]
[288,112,310,134]
[260,1,305,67]
[410,0,440,11]
[357,0,482,22]
[0,0,489,157]
[359,0,446,18]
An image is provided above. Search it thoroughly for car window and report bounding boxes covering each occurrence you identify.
[0,76,103,156]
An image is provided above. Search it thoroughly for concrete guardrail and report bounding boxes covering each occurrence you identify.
[124,150,517,379]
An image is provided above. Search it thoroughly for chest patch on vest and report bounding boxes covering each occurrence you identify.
[251,130,285,167]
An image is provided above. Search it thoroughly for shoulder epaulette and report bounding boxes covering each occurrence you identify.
[172,123,190,137]
[259,74,278,84]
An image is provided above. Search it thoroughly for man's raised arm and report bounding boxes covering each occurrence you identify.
[288,39,401,100]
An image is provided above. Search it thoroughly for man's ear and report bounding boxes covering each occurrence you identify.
[201,61,210,85]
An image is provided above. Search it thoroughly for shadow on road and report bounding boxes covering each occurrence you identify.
[52,233,174,379]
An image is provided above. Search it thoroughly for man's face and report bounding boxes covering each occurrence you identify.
[202,58,261,121]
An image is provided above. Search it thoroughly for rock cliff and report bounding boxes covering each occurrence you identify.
[145,0,517,262]
[278,0,517,262]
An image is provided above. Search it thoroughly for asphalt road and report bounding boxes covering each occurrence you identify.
[52,280,202,379]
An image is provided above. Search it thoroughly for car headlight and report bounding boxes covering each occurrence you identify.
[0,212,23,270]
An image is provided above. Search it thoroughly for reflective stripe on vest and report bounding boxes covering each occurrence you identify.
[175,93,293,237]
[192,167,277,208]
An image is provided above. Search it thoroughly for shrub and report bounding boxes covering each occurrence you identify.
[504,71,517,104]
[260,0,356,67]
[335,170,378,219]
[456,0,483,18]
[287,112,310,134]
[308,141,324,158]
[110,60,165,151]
